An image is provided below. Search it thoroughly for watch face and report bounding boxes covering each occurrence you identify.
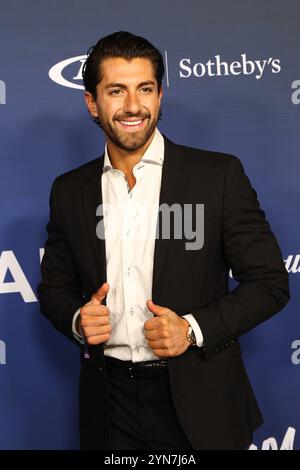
[190,329,196,346]
[187,326,196,346]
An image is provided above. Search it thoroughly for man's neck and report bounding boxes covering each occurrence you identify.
[106,131,156,175]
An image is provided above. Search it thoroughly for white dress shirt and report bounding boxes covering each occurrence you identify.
[72,128,203,361]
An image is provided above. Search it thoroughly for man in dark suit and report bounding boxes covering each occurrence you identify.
[37,31,290,450]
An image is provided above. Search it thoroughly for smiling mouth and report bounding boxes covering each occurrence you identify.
[117,118,147,129]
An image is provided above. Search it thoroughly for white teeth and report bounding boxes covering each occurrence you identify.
[119,120,143,126]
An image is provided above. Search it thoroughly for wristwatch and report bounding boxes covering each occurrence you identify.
[186,325,197,347]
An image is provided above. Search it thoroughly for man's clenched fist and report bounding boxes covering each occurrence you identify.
[144,300,190,358]
[78,282,111,345]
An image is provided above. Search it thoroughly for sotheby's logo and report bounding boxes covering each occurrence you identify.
[179,53,281,80]
[49,55,87,89]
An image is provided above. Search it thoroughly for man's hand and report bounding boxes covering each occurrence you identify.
[78,282,111,345]
[144,300,190,358]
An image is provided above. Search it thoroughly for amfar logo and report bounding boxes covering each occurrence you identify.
[291,80,300,104]
[284,254,300,273]
[229,254,298,279]
[179,53,281,80]
[0,249,293,303]
[49,55,87,90]
[0,250,43,302]
[291,340,300,365]
[0,79,6,104]
[249,427,296,450]
[0,340,6,365]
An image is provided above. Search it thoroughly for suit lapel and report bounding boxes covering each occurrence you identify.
[152,136,186,298]
[81,137,186,299]
[82,155,107,286]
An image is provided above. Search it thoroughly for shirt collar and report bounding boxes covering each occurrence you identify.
[103,127,164,173]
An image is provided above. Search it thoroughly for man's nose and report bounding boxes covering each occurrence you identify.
[124,92,141,115]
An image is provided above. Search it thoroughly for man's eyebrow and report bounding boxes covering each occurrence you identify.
[138,81,156,87]
[104,80,156,89]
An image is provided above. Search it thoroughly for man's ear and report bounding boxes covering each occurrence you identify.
[84,92,98,118]
[158,86,163,106]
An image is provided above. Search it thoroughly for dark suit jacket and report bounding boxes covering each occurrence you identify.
[37,135,290,450]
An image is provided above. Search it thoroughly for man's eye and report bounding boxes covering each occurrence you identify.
[141,87,153,93]
[110,89,122,95]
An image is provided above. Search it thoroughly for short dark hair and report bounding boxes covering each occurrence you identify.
[82,31,165,99]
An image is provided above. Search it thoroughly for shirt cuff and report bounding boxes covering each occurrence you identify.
[72,308,85,345]
[182,314,204,347]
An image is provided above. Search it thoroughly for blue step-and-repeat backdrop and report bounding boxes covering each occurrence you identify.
[0,0,299,450]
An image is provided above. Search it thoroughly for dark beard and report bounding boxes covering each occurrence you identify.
[98,109,162,153]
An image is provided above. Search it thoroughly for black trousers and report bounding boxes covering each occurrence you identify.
[105,356,193,450]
